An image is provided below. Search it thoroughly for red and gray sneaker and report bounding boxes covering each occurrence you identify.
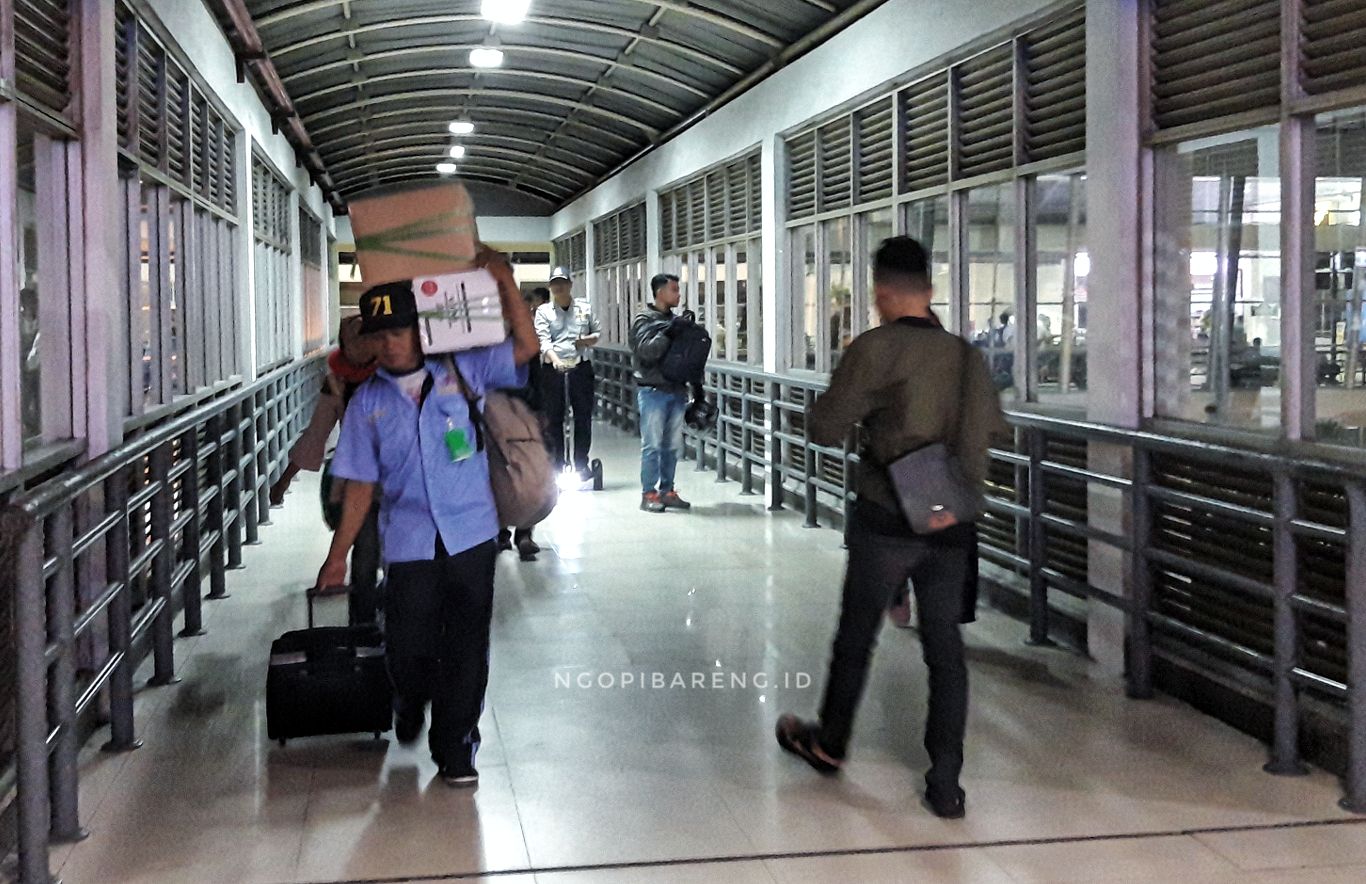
[640,492,666,513]
[659,490,691,510]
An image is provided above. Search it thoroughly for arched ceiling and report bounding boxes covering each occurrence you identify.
[210,0,880,212]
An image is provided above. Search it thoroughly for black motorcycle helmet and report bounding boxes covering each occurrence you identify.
[685,397,718,431]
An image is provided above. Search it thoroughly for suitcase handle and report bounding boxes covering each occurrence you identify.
[306,584,349,629]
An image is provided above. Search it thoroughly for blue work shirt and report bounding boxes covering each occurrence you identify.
[330,342,523,564]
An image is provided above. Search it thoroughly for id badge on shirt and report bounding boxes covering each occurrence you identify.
[444,420,475,463]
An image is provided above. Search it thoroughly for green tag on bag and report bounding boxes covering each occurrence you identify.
[445,427,474,462]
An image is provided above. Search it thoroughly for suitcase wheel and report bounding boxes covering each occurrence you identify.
[591,459,604,491]
[277,738,286,747]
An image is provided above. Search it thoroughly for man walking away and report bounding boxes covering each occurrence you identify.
[629,273,693,514]
[315,246,539,787]
[535,267,601,481]
[775,237,1004,820]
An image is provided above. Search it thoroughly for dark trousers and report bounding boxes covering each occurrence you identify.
[383,538,497,766]
[818,531,972,794]
[540,361,595,472]
[348,505,381,625]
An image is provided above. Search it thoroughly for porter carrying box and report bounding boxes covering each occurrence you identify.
[349,181,479,285]
[413,270,507,353]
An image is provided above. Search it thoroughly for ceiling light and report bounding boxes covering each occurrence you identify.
[436,162,458,175]
[448,121,475,136]
[469,47,505,69]
[449,145,467,159]
[481,0,531,25]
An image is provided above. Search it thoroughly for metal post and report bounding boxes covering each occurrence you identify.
[147,444,177,687]
[15,516,52,884]
[740,389,756,496]
[803,392,819,529]
[46,505,86,843]
[102,470,141,753]
[1126,447,1155,700]
[1266,472,1309,776]
[256,390,272,531]
[715,397,728,483]
[768,386,785,512]
[206,411,229,599]
[1342,482,1366,813]
[180,427,205,637]
[1026,429,1053,646]
[239,400,257,553]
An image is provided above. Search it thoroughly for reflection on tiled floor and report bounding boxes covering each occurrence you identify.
[48,428,1366,883]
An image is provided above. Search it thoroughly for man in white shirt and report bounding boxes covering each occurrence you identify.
[534,266,602,479]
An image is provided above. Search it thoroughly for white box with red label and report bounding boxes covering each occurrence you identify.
[412,268,507,354]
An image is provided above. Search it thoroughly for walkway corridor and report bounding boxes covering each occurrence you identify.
[49,428,1366,884]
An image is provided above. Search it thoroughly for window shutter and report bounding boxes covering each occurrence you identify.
[1301,0,1366,96]
[687,180,705,249]
[661,191,676,252]
[787,130,817,219]
[856,97,894,204]
[115,3,135,149]
[1023,9,1086,162]
[191,91,208,198]
[219,118,236,215]
[626,203,645,260]
[899,74,949,192]
[726,159,748,236]
[955,43,1016,178]
[706,171,726,241]
[166,63,190,185]
[747,152,762,233]
[1150,0,1280,131]
[136,28,165,169]
[818,117,852,211]
[14,0,74,116]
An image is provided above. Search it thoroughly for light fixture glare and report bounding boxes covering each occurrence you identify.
[449,145,467,159]
[448,121,475,135]
[481,0,531,25]
[469,47,505,68]
[436,162,458,175]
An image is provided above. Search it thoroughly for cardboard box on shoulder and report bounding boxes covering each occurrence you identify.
[350,180,507,354]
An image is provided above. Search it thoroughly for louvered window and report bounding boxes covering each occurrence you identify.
[252,156,291,249]
[687,180,705,248]
[115,4,135,147]
[13,0,74,117]
[136,28,165,169]
[856,98,895,204]
[746,153,762,232]
[726,159,749,236]
[788,130,817,219]
[166,65,190,186]
[899,74,949,192]
[594,203,645,265]
[1150,0,1280,131]
[956,44,1016,178]
[1023,9,1086,161]
[1301,0,1366,95]
[706,172,726,241]
[661,192,677,252]
[818,118,853,211]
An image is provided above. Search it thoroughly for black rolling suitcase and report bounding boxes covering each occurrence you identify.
[266,589,392,745]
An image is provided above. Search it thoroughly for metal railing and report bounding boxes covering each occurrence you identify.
[593,346,1366,814]
[1,357,323,884]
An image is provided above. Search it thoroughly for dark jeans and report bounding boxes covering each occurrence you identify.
[818,531,972,794]
[383,538,497,767]
[348,505,382,625]
[637,386,687,494]
[541,361,595,472]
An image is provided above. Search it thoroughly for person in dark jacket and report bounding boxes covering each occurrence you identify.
[775,237,1005,821]
[628,273,693,514]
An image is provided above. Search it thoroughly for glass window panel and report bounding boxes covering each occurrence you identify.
[826,217,853,369]
[736,247,749,362]
[967,185,1019,396]
[1033,173,1088,406]
[168,199,186,397]
[1155,128,1281,432]
[903,196,952,325]
[1313,107,1366,448]
[16,130,43,442]
[862,209,895,330]
[138,182,156,406]
[714,246,728,359]
[796,226,818,370]
[693,250,708,327]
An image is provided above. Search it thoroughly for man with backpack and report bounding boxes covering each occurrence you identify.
[775,237,1004,820]
[629,273,701,514]
[314,246,539,787]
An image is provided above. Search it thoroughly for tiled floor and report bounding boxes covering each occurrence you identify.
[46,427,1366,883]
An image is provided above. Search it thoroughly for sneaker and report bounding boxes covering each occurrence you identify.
[921,787,966,819]
[640,492,665,513]
[440,761,479,788]
[517,536,540,561]
[774,714,842,775]
[659,490,691,510]
[496,529,513,552]
[393,698,425,745]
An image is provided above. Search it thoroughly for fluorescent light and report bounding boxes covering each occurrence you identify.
[469,47,505,68]
[482,0,530,25]
[448,121,475,135]
[448,145,467,159]
[436,162,458,175]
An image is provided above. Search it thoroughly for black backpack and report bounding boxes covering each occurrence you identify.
[660,321,712,387]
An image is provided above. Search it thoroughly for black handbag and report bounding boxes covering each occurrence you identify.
[885,340,982,533]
